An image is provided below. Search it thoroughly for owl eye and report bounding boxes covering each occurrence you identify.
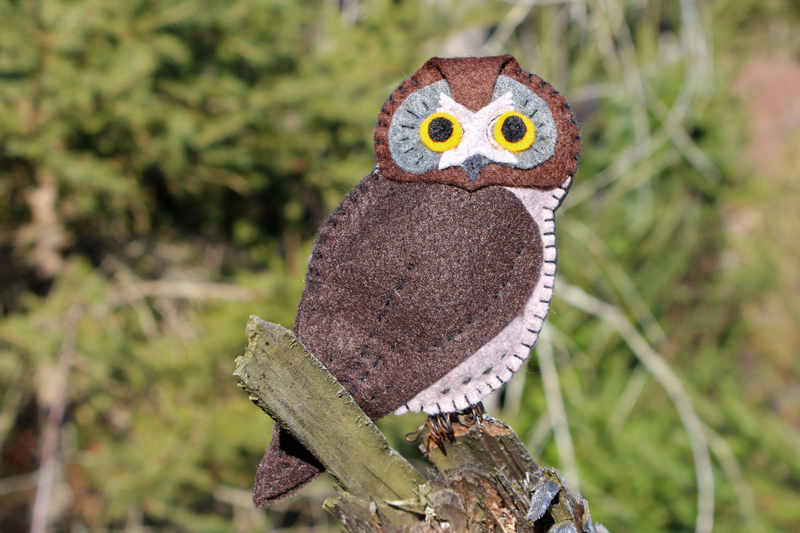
[494,111,536,152]
[420,112,462,152]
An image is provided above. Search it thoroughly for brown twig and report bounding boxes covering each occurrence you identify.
[30,302,83,533]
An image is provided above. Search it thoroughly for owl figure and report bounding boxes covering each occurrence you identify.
[255,55,580,505]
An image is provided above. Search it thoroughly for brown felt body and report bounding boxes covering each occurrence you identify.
[254,171,543,505]
[375,55,580,191]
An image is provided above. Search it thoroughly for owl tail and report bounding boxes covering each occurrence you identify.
[253,424,325,507]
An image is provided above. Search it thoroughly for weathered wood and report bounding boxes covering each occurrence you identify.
[235,316,610,532]
[426,416,539,480]
[233,316,425,505]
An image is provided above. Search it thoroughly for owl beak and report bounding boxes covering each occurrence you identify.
[461,155,488,183]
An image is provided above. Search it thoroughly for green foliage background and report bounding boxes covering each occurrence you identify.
[1,0,799,531]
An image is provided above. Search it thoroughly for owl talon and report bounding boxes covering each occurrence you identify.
[405,424,426,443]
[418,403,486,456]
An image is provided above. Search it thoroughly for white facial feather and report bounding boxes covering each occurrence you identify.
[436,92,519,170]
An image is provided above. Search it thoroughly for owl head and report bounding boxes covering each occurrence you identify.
[375,55,580,191]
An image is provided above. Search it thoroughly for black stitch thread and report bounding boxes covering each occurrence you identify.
[361,271,406,388]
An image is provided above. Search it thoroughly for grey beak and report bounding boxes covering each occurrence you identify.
[461,155,488,183]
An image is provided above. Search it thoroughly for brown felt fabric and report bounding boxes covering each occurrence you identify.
[295,170,542,419]
[375,55,581,191]
[253,425,324,507]
[434,56,515,111]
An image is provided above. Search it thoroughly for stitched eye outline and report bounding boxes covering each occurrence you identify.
[493,111,535,153]
[420,112,462,152]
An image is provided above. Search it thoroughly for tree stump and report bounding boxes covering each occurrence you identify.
[234,316,609,532]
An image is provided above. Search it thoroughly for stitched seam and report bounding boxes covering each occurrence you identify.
[414,194,555,414]
[312,170,380,363]
[361,259,411,398]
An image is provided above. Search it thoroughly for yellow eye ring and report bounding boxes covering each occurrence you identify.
[493,111,536,152]
[420,112,462,152]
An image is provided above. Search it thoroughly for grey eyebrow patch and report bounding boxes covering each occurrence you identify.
[389,80,451,174]
[491,76,558,169]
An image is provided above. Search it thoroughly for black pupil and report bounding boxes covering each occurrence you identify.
[501,115,527,143]
[428,117,454,143]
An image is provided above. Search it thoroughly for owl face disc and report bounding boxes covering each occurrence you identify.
[375,55,580,191]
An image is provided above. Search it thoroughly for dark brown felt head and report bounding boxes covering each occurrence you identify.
[374,55,580,191]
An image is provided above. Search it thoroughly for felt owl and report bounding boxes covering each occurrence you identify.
[254,55,580,506]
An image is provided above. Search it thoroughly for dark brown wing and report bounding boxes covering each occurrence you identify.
[254,170,542,506]
[296,171,542,418]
